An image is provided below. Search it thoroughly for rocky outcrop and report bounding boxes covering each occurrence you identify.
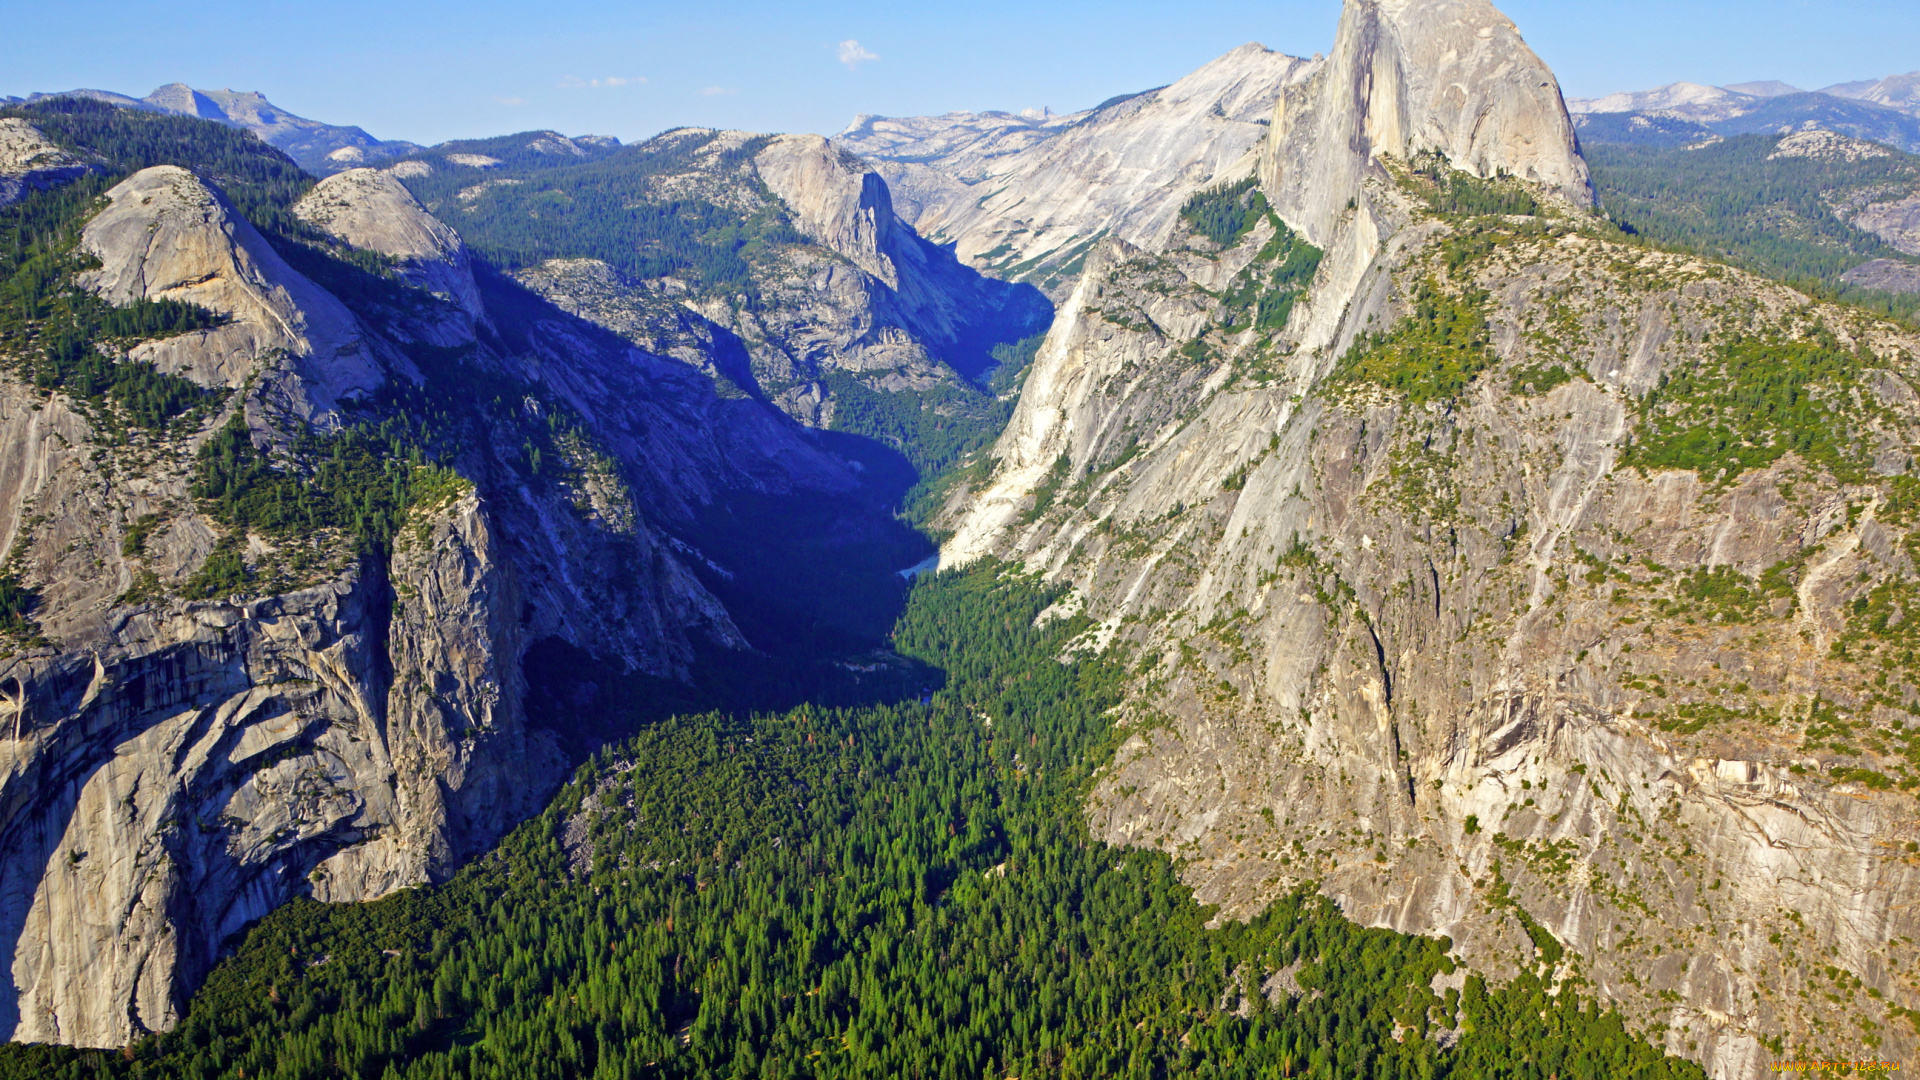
[1261,0,1592,247]
[0,137,875,1047]
[939,2,1920,1077]
[1767,128,1894,162]
[3,570,394,1044]
[838,44,1320,296]
[500,128,1049,422]
[1843,258,1920,294]
[1850,193,1920,256]
[0,120,87,209]
[753,135,901,286]
[79,166,383,419]
[311,492,560,901]
[294,168,483,316]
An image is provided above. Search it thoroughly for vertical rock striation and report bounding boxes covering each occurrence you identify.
[0,146,873,1046]
[939,2,1920,1076]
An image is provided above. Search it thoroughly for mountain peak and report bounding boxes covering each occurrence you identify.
[1262,0,1591,243]
[23,82,418,174]
[1726,79,1801,98]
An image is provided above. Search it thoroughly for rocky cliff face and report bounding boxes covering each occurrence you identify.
[837,44,1320,297]
[0,128,872,1046]
[1260,0,1592,247]
[940,2,1920,1077]
[473,128,1048,426]
[0,120,88,209]
[294,169,483,316]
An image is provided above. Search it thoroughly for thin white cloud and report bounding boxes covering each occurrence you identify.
[837,39,879,71]
[558,75,647,89]
[700,86,737,97]
[495,96,528,106]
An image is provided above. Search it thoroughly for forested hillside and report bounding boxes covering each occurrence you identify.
[393,131,791,298]
[8,19,1911,1075]
[1587,133,1920,319]
[0,564,1707,1080]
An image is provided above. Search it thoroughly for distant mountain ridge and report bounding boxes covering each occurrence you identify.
[834,42,1320,297]
[0,83,419,174]
[1570,70,1920,118]
[1568,71,1920,152]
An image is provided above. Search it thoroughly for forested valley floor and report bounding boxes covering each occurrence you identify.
[4,565,1706,1080]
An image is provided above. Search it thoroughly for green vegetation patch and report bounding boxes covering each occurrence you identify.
[1509,362,1578,397]
[396,130,804,299]
[1180,176,1270,249]
[1411,152,1543,218]
[1587,134,1920,323]
[1019,452,1073,524]
[192,413,467,557]
[1652,563,1796,625]
[1,563,1707,1080]
[1219,222,1324,336]
[1655,701,1750,736]
[820,370,1018,528]
[0,574,35,637]
[1332,280,1496,405]
[1622,335,1867,484]
[986,330,1045,395]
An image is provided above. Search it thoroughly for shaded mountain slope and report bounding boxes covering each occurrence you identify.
[0,97,931,1046]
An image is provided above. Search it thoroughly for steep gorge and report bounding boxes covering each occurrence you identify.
[3,1,1919,1075]
[0,101,941,1047]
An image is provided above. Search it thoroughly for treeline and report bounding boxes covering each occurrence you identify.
[1587,135,1920,320]
[191,412,466,556]
[1412,153,1544,217]
[0,166,225,430]
[4,96,314,233]
[0,563,1709,1080]
[396,131,806,297]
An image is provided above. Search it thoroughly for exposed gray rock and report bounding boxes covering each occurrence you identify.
[1843,257,1920,293]
[838,44,1320,296]
[78,166,384,420]
[1767,128,1893,162]
[755,135,903,286]
[1261,0,1593,249]
[294,168,484,316]
[0,120,88,209]
[1851,192,1920,255]
[940,3,1920,1077]
[504,129,1049,423]
[0,143,872,1047]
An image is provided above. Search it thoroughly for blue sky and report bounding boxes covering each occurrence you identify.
[4,1,1916,146]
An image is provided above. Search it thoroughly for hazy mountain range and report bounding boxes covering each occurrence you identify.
[1568,71,1920,151]
[0,83,425,174]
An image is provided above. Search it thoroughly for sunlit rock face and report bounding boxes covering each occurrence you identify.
[938,3,1920,1077]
